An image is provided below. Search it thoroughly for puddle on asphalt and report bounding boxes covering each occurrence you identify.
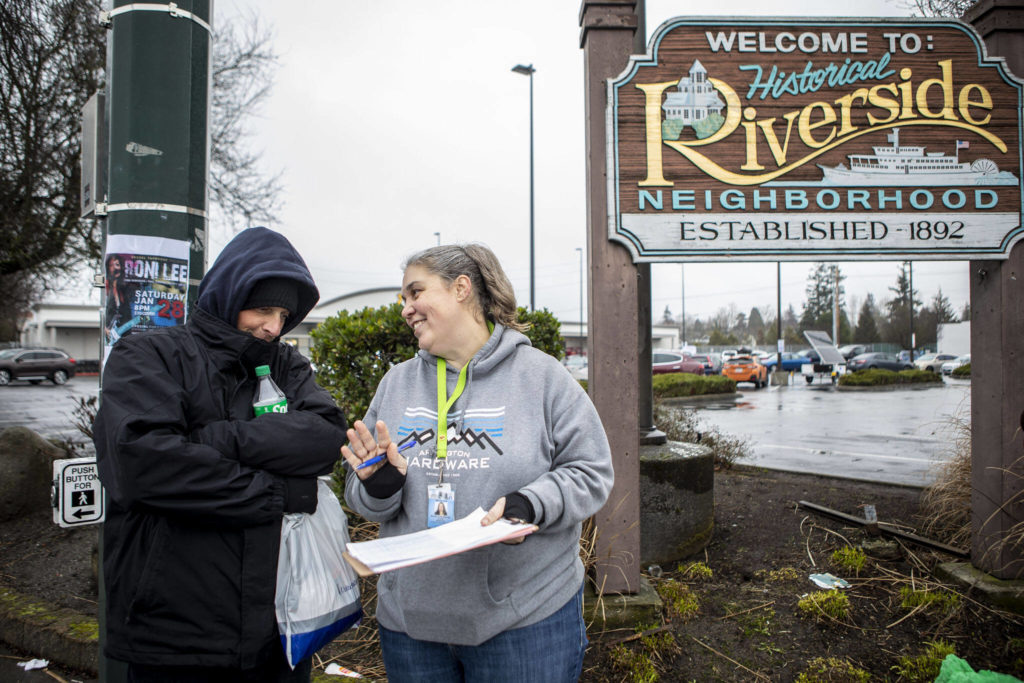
[700,401,752,411]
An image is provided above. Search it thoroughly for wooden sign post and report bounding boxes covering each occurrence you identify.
[583,1,1024,593]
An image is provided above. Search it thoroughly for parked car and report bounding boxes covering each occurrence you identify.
[689,353,722,376]
[562,354,588,381]
[761,352,806,373]
[721,354,768,388]
[0,347,77,386]
[720,349,739,362]
[652,351,705,375]
[797,348,821,364]
[914,353,959,373]
[847,352,913,372]
[941,354,971,375]
[838,344,869,360]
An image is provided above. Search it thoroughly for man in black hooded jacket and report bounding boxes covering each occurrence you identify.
[94,227,346,682]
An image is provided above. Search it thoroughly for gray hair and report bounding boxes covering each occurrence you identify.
[403,244,527,331]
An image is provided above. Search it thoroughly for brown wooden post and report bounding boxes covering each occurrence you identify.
[580,0,641,594]
[964,0,1024,580]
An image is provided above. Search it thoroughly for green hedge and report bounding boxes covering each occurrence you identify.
[652,372,736,397]
[952,362,970,378]
[838,368,942,386]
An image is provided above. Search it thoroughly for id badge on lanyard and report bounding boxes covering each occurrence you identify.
[427,483,454,527]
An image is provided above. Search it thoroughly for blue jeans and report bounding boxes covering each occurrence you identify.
[379,584,587,682]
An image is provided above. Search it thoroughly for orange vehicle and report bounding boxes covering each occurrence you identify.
[721,354,768,389]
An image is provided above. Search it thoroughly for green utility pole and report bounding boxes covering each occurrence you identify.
[101,0,210,303]
[98,2,211,680]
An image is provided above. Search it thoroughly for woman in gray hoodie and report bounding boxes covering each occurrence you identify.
[341,244,614,682]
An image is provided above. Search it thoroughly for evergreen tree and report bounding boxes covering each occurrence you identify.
[782,305,801,345]
[799,263,849,335]
[854,294,880,343]
[783,305,799,330]
[915,288,959,349]
[661,305,675,325]
[931,289,957,325]
[748,307,765,341]
[799,263,851,343]
[734,311,748,339]
[884,263,922,347]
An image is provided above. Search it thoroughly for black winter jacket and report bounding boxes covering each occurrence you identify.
[94,228,346,668]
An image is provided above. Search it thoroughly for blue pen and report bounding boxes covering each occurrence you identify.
[356,440,416,470]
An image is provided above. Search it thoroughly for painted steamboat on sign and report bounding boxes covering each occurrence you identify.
[817,128,1014,186]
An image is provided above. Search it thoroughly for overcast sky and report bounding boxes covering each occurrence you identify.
[212,0,972,328]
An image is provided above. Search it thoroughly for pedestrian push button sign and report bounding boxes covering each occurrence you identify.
[52,458,105,528]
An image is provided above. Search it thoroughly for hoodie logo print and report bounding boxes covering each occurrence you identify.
[397,406,505,455]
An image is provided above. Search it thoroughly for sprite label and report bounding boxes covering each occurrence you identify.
[253,399,288,416]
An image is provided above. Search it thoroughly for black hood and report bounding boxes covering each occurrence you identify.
[197,227,318,336]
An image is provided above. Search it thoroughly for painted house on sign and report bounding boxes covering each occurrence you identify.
[662,60,724,124]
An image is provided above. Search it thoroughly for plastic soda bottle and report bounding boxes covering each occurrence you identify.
[253,365,288,416]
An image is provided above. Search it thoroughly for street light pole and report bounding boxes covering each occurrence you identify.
[907,261,915,362]
[576,247,584,351]
[512,63,536,311]
[680,264,686,345]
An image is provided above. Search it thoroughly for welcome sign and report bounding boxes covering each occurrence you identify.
[607,18,1024,261]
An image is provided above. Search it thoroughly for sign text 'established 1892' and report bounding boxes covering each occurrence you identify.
[608,17,1024,261]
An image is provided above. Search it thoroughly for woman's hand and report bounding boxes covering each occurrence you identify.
[340,420,409,480]
[481,497,526,545]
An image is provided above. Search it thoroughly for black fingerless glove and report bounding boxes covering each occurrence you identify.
[503,492,535,523]
[362,460,406,499]
[283,477,318,514]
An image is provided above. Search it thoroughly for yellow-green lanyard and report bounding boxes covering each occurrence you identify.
[436,358,468,461]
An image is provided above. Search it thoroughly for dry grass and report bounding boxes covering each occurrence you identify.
[978,453,1024,574]
[919,406,1024,572]
[919,412,972,549]
[653,403,751,468]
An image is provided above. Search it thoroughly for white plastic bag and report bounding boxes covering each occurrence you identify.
[276,478,362,668]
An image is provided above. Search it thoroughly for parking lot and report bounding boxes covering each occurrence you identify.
[688,374,970,487]
[0,372,969,487]
[0,374,99,447]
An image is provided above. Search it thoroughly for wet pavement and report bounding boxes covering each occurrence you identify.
[0,375,99,449]
[0,373,971,487]
[686,374,971,487]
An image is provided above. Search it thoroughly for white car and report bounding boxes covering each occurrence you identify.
[721,349,739,362]
[914,353,958,373]
[941,354,971,375]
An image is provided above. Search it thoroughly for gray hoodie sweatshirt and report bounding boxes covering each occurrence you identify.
[345,324,614,646]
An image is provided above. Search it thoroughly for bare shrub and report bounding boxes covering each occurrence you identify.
[654,403,751,468]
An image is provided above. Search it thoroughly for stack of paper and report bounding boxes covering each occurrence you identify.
[344,507,537,575]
